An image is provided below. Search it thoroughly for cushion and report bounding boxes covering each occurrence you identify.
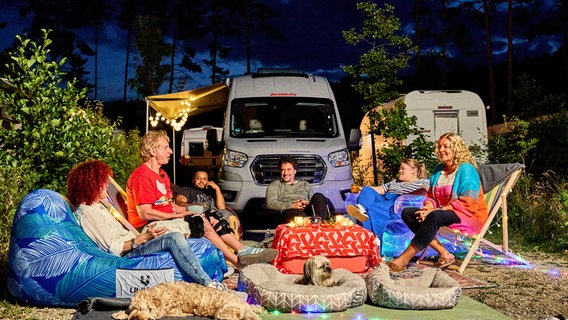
[366,263,462,310]
[238,263,367,313]
[7,189,227,307]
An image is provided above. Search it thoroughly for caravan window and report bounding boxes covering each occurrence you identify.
[229,97,339,138]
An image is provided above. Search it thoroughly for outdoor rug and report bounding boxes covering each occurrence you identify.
[72,296,509,320]
[72,265,502,320]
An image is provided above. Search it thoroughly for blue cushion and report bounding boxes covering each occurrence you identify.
[7,189,227,307]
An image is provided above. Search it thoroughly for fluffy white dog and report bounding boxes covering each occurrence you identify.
[294,255,335,287]
[112,281,263,320]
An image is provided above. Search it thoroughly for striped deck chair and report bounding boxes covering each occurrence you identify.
[418,163,526,273]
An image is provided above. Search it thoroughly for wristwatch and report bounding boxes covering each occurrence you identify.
[131,238,138,250]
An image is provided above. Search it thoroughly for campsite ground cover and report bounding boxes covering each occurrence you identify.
[1,250,567,320]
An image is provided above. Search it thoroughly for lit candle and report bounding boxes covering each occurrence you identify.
[335,215,344,224]
[294,216,304,227]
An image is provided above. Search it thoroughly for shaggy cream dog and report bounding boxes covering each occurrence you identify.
[112,281,263,320]
[294,255,335,287]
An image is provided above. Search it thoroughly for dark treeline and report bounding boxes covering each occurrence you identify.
[0,0,566,132]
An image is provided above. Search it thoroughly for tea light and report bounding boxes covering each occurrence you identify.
[294,216,304,227]
[335,215,344,224]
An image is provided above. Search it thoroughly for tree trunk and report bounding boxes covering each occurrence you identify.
[123,25,132,103]
[507,0,513,116]
[483,0,497,124]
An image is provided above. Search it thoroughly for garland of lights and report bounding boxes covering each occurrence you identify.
[148,99,196,131]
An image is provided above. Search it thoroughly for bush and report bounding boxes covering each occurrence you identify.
[0,31,142,249]
[107,128,142,187]
[0,31,117,192]
[0,162,37,252]
[507,173,568,251]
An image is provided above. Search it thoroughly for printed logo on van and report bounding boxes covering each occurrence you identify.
[270,92,297,96]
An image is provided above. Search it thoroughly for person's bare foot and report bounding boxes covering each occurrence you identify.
[435,253,455,269]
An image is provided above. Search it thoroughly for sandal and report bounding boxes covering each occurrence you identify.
[386,262,406,272]
[435,256,455,269]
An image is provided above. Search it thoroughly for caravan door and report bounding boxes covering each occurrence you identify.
[434,111,459,139]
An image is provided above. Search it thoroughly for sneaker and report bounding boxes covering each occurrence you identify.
[237,246,278,266]
[207,280,228,291]
[346,204,369,222]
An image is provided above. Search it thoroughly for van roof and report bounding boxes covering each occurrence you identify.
[228,70,334,99]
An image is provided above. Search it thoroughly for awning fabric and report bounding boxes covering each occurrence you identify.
[146,82,228,122]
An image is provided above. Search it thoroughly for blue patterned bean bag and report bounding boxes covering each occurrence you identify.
[7,189,227,307]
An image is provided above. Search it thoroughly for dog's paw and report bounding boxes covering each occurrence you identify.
[111,311,128,320]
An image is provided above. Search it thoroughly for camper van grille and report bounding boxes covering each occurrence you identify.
[251,155,326,184]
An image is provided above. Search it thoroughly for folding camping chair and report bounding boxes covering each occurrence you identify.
[417,163,526,273]
[106,177,141,235]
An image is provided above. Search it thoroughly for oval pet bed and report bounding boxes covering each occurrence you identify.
[366,263,462,310]
[238,263,367,313]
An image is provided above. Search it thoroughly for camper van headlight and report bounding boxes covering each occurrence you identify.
[328,148,350,167]
[224,150,248,168]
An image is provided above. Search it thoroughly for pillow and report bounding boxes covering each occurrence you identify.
[238,263,367,313]
[366,263,462,310]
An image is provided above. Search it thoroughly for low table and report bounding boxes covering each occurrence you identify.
[271,223,381,274]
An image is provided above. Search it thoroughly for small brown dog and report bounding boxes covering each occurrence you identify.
[294,255,335,287]
[112,281,263,320]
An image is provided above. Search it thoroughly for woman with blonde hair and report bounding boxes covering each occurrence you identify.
[387,133,488,272]
[347,158,430,240]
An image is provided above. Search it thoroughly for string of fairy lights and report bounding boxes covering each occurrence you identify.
[148,99,196,131]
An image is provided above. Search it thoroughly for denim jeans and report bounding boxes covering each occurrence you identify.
[401,207,460,250]
[126,232,212,285]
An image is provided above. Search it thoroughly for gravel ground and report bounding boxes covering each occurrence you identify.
[462,251,568,320]
[2,251,567,320]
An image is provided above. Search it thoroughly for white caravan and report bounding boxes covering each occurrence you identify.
[358,90,488,184]
[404,90,488,149]
[219,69,361,214]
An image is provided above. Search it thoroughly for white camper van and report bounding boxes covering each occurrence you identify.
[404,90,488,148]
[219,69,361,216]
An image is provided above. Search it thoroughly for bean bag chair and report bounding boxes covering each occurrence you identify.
[366,263,462,310]
[238,263,367,313]
[7,189,227,307]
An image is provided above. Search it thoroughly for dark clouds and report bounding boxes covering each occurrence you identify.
[0,0,561,101]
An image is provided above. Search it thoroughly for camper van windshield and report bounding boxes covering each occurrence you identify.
[229,97,339,138]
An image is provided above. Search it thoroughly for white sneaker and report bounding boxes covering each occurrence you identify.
[346,204,369,222]
[207,280,228,291]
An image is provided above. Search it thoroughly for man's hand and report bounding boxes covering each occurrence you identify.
[291,198,308,210]
[206,181,220,191]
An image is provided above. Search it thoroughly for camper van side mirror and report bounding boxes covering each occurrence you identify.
[347,128,362,151]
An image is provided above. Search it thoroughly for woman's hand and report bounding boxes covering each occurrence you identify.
[415,206,434,222]
[146,222,167,240]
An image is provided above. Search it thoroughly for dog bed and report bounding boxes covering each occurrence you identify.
[238,263,367,313]
[366,263,462,310]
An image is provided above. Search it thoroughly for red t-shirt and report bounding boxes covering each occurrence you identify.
[126,164,174,229]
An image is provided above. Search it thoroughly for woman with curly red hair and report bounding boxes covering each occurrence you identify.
[67,160,228,290]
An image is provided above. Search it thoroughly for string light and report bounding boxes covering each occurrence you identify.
[149,100,197,131]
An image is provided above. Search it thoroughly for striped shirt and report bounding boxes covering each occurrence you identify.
[382,178,430,195]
